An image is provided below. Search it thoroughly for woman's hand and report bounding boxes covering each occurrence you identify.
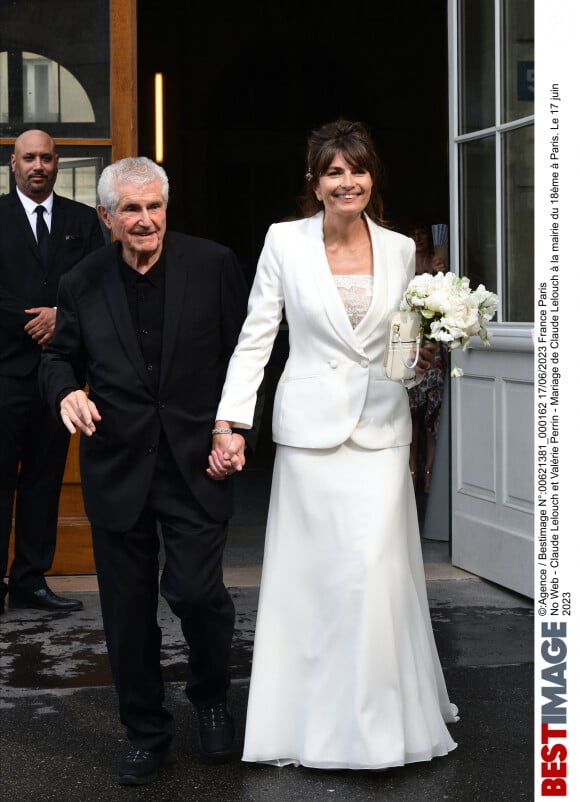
[431,256,446,273]
[414,341,437,376]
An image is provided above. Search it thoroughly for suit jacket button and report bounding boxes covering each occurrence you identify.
[146,445,156,454]
[360,359,369,368]
[158,401,165,409]
[328,360,338,369]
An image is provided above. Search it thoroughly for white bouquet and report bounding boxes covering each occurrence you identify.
[400,272,498,377]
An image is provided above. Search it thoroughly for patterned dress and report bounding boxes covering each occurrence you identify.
[407,345,448,434]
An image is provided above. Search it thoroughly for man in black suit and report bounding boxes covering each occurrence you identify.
[39,157,258,786]
[0,129,105,614]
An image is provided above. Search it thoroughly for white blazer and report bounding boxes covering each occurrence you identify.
[217,211,416,450]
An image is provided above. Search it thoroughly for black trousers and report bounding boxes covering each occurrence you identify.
[0,372,70,596]
[91,436,235,751]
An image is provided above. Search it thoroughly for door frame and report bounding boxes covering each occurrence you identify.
[3,0,138,575]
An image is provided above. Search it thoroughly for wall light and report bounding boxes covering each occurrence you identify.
[154,72,164,164]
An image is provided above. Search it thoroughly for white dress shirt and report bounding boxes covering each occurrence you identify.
[16,187,54,238]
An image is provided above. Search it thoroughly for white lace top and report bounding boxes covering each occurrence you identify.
[333,274,373,329]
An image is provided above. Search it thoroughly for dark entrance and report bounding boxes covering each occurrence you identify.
[137,1,449,269]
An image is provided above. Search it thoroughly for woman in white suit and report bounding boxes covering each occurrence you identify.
[207,120,458,770]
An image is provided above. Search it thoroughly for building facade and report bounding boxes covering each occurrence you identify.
[0,0,534,595]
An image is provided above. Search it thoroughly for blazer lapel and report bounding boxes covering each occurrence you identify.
[307,213,365,352]
[159,238,187,389]
[47,194,66,272]
[9,192,44,268]
[102,251,151,388]
[354,216,391,345]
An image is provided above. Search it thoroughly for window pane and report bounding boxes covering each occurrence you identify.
[504,126,534,322]
[21,53,96,124]
[0,51,7,124]
[23,52,58,123]
[460,137,497,300]
[0,0,109,137]
[503,0,534,123]
[460,0,495,133]
[0,165,10,196]
[56,159,102,207]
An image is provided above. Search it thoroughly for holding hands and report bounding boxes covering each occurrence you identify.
[207,420,246,481]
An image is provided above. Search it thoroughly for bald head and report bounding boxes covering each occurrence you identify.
[11,129,59,201]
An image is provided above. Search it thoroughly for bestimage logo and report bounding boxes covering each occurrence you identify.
[540,622,567,796]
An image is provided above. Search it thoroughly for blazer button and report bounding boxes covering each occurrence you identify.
[146,445,156,454]
[360,359,369,368]
[328,360,338,369]
[158,401,165,409]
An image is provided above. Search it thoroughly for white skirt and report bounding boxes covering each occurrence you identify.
[241,441,458,770]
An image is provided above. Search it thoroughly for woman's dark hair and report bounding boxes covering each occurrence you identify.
[298,119,388,226]
[401,219,435,253]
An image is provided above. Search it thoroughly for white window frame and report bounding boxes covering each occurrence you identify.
[448,0,534,340]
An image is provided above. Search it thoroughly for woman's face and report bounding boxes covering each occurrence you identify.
[408,227,430,253]
[314,152,372,219]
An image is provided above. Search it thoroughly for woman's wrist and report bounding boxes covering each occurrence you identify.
[212,419,233,435]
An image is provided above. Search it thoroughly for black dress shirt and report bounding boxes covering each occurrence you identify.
[119,250,166,392]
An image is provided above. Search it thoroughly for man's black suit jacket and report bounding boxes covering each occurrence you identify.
[39,232,257,528]
[0,190,106,377]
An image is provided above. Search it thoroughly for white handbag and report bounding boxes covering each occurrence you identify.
[383,311,423,383]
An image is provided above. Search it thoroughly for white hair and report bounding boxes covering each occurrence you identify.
[97,157,169,214]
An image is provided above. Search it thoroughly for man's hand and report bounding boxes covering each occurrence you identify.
[60,390,102,436]
[24,306,56,347]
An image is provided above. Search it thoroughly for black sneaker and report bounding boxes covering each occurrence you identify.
[196,699,236,758]
[118,744,170,785]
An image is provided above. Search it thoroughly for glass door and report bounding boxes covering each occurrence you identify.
[449,0,535,597]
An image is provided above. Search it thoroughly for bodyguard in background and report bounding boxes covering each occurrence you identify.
[0,129,105,614]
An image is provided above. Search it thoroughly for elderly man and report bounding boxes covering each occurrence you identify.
[39,157,257,785]
[0,129,105,613]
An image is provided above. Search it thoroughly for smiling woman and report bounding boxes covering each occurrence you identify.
[210,118,458,771]
[300,119,386,225]
[314,156,372,219]
[301,122,382,278]
[315,155,374,276]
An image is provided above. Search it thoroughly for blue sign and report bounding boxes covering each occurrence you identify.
[518,61,534,101]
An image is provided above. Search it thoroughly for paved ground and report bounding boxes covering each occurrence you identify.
[0,469,533,801]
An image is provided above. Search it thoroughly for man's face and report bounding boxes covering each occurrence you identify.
[99,179,167,269]
[11,130,59,201]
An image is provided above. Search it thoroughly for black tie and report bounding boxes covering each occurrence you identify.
[34,205,49,264]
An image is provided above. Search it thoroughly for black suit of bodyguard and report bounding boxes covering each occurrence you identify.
[0,130,105,613]
[39,157,259,785]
